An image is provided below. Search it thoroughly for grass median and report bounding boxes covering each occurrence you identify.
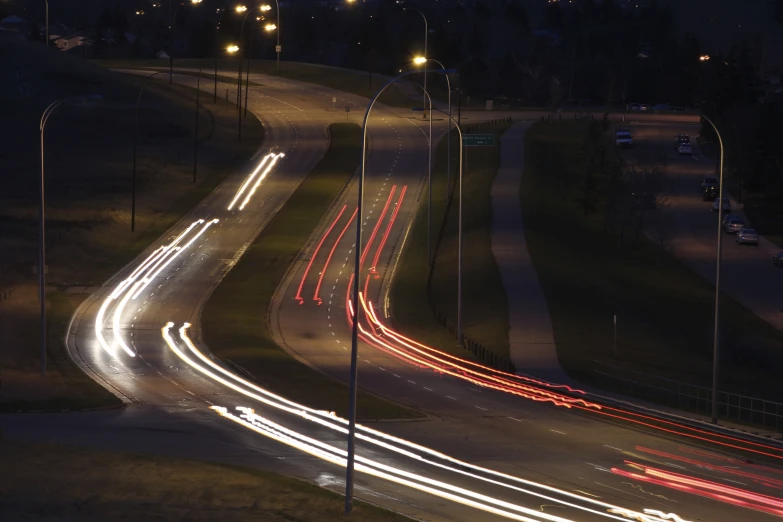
[202,123,420,420]
[0,438,406,521]
[522,121,783,403]
[390,121,512,362]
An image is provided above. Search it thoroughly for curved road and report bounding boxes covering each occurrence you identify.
[2,69,781,521]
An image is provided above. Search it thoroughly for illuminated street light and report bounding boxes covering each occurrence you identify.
[235,5,247,12]
[135,10,144,15]
[700,54,711,61]
[260,4,272,11]
[264,23,276,31]
[413,56,427,65]
[226,44,239,53]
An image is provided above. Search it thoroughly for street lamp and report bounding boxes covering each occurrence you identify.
[702,113,725,424]
[345,68,456,514]
[403,7,428,120]
[169,0,202,84]
[234,5,262,140]
[415,57,453,200]
[132,71,172,232]
[43,0,48,47]
[39,95,104,375]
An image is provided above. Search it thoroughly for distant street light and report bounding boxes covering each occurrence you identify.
[132,71,172,233]
[169,0,202,84]
[700,54,711,61]
[404,7,428,120]
[414,57,454,199]
[345,68,457,515]
[701,113,725,425]
[235,5,247,12]
[264,23,276,31]
[39,94,104,375]
[226,44,239,53]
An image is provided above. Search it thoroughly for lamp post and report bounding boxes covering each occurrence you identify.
[415,57,453,199]
[169,0,203,84]
[702,114,725,424]
[270,0,280,73]
[39,95,103,375]
[44,0,49,46]
[194,65,201,184]
[403,7,428,120]
[133,71,172,232]
[345,68,456,514]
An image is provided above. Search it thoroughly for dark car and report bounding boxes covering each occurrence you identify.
[703,185,719,201]
[701,176,718,192]
[774,252,783,267]
[675,135,690,149]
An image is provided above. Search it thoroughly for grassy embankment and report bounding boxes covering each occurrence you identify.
[202,123,420,420]
[523,121,783,403]
[390,120,513,366]
[0,438,406,522]
[93,58,437,108]
[0,34,263,411]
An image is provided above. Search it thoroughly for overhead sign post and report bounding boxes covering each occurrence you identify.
[462,134,495,147]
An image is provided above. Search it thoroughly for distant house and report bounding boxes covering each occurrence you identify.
[52,33,86,51]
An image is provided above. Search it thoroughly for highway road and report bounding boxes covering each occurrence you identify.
[3,67,781,521]
[619,122,783,349]
[273,98,783,520]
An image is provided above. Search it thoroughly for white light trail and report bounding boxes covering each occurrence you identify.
[227,153,275,210]
[95,219,216,359]
[238,152,285,210]
[167,323,687,522]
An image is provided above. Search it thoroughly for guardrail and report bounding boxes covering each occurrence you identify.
[593,361,783,431]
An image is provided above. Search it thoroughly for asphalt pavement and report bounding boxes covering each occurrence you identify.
[4,67,781,522]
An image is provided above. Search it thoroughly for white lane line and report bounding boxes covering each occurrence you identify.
[407,380,416,384]
[446,396,457,400]
[475,406,488,411]
[423,387,433,392]
[549,429,566,435]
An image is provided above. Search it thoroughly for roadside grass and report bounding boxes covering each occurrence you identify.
[390,121,512,361]
[0,438,407,522]
[522,122,783,402]
[201,123,421,420]
[93,58,421,107]
[0,34,264,412]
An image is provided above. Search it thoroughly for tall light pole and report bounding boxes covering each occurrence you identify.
[270,0,280,73]
[702,113,725,424]
[404,7,428,120]
[169,0,203,85]
[133,71,172,232]
[40,95,103,374]
[415,57,453,199]
[44,0,49,47]
[346,68,456,514]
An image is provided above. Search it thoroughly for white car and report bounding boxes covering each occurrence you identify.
[615,130,633,147]
[678,143,692,155]
[712,197,731,213]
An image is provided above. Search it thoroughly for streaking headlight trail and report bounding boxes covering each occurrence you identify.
[227,152,285,211]
[160,322,692,522]
[94,218,217,358]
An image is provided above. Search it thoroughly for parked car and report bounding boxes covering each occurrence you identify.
[723,216,744,233]
[712,197,731,213]
[703,185,719,201]
[736,228,759,245]
[651,103,672,111]
[615,129,633,147]
[628,103,649,111]
[774,252,783,267]
[701,176,718,192]
[678,143,693,155]
[675,135,690,148]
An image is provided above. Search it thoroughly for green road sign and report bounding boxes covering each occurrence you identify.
[462,134,495,147]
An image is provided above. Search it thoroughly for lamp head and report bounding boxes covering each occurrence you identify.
[413,56,427,65]
[235,5,247,12]
[226,44,239,53]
